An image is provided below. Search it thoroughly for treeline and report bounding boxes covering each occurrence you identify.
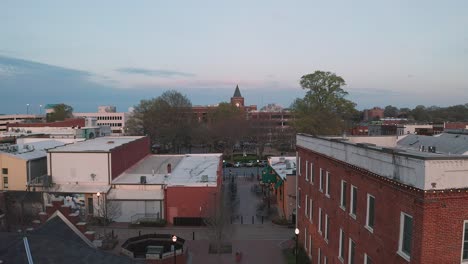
[126,90,294,157]
[383,104,468,122]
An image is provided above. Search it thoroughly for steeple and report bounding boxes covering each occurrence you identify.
[233,85,242,97]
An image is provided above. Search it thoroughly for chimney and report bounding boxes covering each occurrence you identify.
[167,163,172,174]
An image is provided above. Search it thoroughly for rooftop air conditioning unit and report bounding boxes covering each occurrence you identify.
[140,176,147,184]
[201,175,208,182]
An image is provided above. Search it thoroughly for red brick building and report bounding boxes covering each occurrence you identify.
[296,133,468,264]
[363,107,384,121]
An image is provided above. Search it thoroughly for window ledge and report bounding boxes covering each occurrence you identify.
[325,194,330,198]
[364,225,374,233]
[339,206,346,211]
[319,189,323,193]
[397,250,411,262]
[338,256,344,263]
[324,238,329,244]
[318,231,322,236]
[349,213,356,220]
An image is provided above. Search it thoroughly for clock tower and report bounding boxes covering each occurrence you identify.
[230,85,244,108]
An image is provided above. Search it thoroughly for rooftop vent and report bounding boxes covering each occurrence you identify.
[140,176,147,184]
[201,175,208,182]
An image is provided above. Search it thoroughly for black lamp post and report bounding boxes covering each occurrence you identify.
[256,159,259,179]
[172,235,177,264]
[295,228,300,263]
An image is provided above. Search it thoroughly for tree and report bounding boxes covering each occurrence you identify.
[46,104,73,122]
[126,90,194,153]
[207,102,249,160]
[384,105,399,118]
[291,71,358,135]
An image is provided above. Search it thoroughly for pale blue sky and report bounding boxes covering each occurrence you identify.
[1,0,467,113]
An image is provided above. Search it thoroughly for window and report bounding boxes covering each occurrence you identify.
[305,194,308,216]
[339,228,345,261]
[1,168,7,175]
[319,168,324,192]
[325,171,330,197]
[364,254,373,264]
[318,208,322,234]
[309,198,313,223]
[348,238,355,264]
[340,180,347,210]
[305,160,309,181]
[310,162,314,184]
[398,212,413,261]
[324,214,329,242]
[366,194,375,232]
[298,156,301,176]
[318,248,321,264]
[304,227,307,251]
[309,234,312,258]
[462,221,468,261]
[324,255,327,264]
[298,188,302,208]
[3,177,8,189]
[350,185,357,218]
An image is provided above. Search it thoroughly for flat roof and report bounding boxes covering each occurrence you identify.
[0,140,67,160]
[112,154,222,187]
[269,156,296,180]
[48,136,145,152]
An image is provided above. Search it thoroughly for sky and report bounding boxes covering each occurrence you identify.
[1,0,467,114]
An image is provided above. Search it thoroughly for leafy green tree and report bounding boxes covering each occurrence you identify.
[46,104,73,122]
[291,71,358,135]
[126,90,194,153]
[384,105,399,118]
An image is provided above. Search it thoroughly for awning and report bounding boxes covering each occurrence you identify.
[107,188,164,200]
[48,184,111,194]
[261,166,277,184]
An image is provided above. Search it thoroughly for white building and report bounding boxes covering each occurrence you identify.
[74,106,130,136]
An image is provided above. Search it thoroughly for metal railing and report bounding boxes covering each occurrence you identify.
[28,175,52,187]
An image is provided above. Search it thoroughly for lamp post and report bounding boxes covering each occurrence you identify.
[172,235,177,264]
[39,104,43,115]
[26,104,30,115]
[256,159,260,180]
[295,228,300,263]
[96,192,101,206]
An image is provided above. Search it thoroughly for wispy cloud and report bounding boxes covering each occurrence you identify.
[116,67,195,78]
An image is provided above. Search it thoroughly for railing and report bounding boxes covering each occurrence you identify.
[130,213,161,224]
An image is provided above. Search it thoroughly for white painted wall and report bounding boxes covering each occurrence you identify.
[297,135,468,190]
[49,152,109,184]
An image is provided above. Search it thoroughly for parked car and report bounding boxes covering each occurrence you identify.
[258,160,268,167]
[234,162,242,168]
[245,161,255,167]
[223,161,234,167]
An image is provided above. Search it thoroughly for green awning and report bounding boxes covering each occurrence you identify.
[274,180,283,189]
[261,166,277,184]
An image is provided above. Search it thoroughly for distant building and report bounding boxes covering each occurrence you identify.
[74,106,129,136]
[0,114,43,132]
[296,133,468,263]
[363,107,384,121]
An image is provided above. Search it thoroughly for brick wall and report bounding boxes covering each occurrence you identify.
[297,146,419,263]
[110,136,150,179]
[166,186,218,224]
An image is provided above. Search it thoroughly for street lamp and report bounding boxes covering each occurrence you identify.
[39,104,43,115]
[26,104,30,115]
[172,235,177,264]
[96,192,101,206]
[295,228,300,263]
[256,159,260,180]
